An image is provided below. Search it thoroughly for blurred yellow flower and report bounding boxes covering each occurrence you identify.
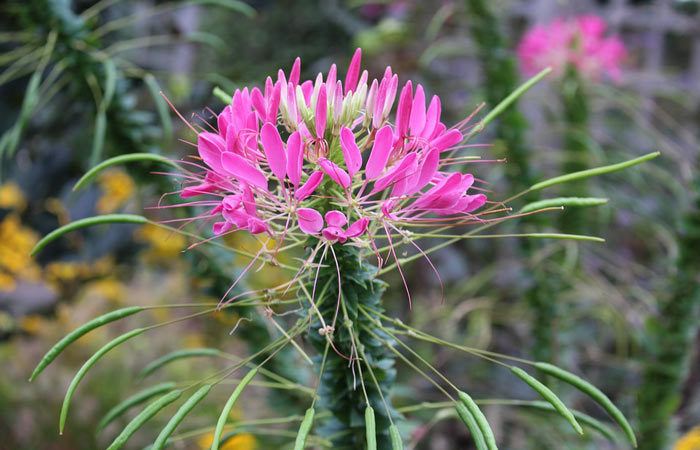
[19,314,48,335]
[0,213,40,290]
[97,169,135,213]
[0,182,26,211]
[197,432,257,450]
[85,278,125,304]
[136,223,186,261]
[675,426,700,450]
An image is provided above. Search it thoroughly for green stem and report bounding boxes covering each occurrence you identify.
[305,244,398,449]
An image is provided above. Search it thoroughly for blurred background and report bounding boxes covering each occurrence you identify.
[1,0,699,449]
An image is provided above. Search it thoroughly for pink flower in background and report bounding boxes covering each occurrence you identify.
[517,15,627,82]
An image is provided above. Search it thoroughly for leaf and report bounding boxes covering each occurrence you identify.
[106,390,182,450]
[529,152,660,192]
[139,348,222,379]
[89,108,107,167]
[61,328,146,433]
[97,383,177,433]
[30,307,144,382]
[510,366,583,435]
[520,197,609,214]
[143,74,173,141]
[534,362,637,447]
[31,214,148,256]
[73,153,179,191]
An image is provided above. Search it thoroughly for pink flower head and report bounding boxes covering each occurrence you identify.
[171,49,489,269]
[517,15,627,82]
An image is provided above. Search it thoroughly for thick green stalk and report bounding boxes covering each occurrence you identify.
[638,173,700,449]
[306,244,398,449]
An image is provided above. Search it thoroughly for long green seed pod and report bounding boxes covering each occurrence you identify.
[73,153,179,191]
[97,382,176,433]
[458,391,497,450]
[30,306,143,382]
[455,402,487,450]
[518,400,618,443]
[152,384,212,450]
[60,328,145,433]
[510,366,583,435]
[519,197,609,214]
[293,407,315,450]
[365,406,377,450]
[211,368,258,450]
[534,362,636,447]
[389,424,403,450]
[529,152,660,192]
[139,348,222,379]
[106,390,182,450]
[31,214,148,256]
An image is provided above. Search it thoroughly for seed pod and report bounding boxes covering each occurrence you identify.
[365,406,377,450]
[520,197,608,214]
[293,407,315,450]
[458,391,497,450]
[152,384,212,450]
[455,402,487,450]
[211,368,258,450]
[97,382,176,433]
[534,362,637,447]
[73,153,178,191]
[60,328,146,433]
[510,366,583,435]
[106,390,182,450]
[30,306,143,382]
[389,424,403,450]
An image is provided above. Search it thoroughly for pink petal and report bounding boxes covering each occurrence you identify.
[409,148,440,194]
[286,131,303,187]
[395,81,413,138]
[325,210,347,228]
[326,64,337,99]
[297,207,323,234]
[295,171,324,201]
[431,129,463,152]
[251,87,266,119]
[289,57,301,86]
[340,127,362,176]
[318,158,351,189]
[372,153,417,194]
[420,96,441,140]
[322,226,347,243]
[315,84,327,139]
[221,151,268,190]
[365,125,394,180]
[409,84,426,136]
[198,132,226,173]
[260,123,287,182]
[344,48,362,94]
[345,217,369,238]
[463,194,487,213]
[213,221,232,235]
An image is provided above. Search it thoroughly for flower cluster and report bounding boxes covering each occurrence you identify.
[177,49,487,254]
[517,15,627,82]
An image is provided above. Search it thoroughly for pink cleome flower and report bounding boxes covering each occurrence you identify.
[517,15,627,82]
[173,49,487,254]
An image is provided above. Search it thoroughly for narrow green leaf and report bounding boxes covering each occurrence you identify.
[152,384,212,450]
[61,328,146,433]
[211,368,258,450]
[510,366,583,435]
[389,424,403,450]
[520,197,609,214]
[139,348,222,379]
[455,402,487,450]
[106,390,182,450]
[188,0,256,17]
[458,391,497,450]
[530,152,660,192]
[293,407,315,450]
[469,67,551,137]
[143,74,173,142]
[213,86,233,104]
[101,59,117,109]
[31,214,148,256]
[90,109,107,167]
[30,306,144,381]
[365,406,377,450]
[534,362,637,447]
[74,153,179,191]
[97,382,176,433]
